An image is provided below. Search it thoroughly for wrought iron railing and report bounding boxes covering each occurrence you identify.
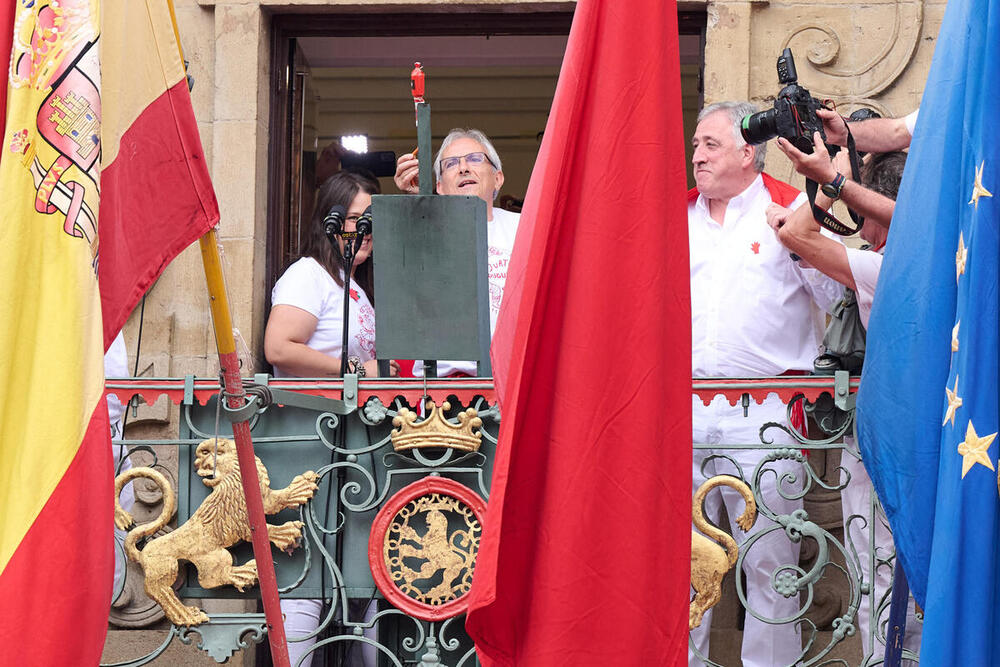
[102,375,919,666]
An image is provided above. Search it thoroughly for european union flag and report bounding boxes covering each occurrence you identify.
[856,0,1000,661]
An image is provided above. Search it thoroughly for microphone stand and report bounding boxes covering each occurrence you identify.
[318,212,356,664]
[334,207,372,376]
[326,215,370,665]
[338,234,357,377]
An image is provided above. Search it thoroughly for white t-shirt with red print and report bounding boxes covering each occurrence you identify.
[485,207,520,332]
[270,257,376,377]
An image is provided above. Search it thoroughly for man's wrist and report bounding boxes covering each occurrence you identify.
[821,172,847,200]
[838,119,852,147]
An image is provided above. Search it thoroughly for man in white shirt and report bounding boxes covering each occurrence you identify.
[395,129,520,376]
[688,102,843,667]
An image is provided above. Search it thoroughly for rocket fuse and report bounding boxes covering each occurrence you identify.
[410,62,425,125]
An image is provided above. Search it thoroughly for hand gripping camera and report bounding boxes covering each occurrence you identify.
[740,48,828,153]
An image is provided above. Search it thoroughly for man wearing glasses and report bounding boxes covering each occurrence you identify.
[395,129,520,376]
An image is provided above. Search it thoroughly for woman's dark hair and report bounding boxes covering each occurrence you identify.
[301,170,380,301]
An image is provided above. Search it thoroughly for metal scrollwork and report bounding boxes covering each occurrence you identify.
[176,614,268,663]
[760,394,855,447]
[105,379,912,665]
[360,396,391,425]
[690,387,904,665]
[103,389,499,666]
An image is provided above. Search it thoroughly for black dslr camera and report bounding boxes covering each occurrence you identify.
[740,48,828,154]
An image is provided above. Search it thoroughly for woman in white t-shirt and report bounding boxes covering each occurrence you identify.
[265,170,398,379]
[264,170,397,667]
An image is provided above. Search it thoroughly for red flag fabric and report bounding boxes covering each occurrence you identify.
[0,2,218,664]
[464,1,692,664]
[98,0,220,347]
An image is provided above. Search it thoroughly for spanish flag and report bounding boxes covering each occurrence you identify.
[0,2,218,663]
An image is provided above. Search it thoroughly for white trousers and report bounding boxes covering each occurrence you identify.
[112,438,134,598]
[282,598,378,667]
[839,440,921,664]
[690,395,803,667]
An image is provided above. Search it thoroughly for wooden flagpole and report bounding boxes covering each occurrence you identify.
[167,3,291,664]
[198,232,291,667]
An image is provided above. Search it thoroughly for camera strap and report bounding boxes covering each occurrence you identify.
[805,129,865,235]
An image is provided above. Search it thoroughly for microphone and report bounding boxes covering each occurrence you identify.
[323,204,346,242]
[356,205,373,237]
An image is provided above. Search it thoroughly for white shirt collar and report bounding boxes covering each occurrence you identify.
[694,173,766,225]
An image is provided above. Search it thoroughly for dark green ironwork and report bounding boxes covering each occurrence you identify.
[103,376,918,666]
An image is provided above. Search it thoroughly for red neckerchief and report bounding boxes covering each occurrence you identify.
[687,172,801,208]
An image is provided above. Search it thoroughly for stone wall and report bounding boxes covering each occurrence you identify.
[703,0,940,179]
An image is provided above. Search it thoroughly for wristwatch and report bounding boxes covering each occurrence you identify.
[821,172,847,200]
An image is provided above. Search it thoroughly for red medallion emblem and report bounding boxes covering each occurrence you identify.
[368,477,487,621]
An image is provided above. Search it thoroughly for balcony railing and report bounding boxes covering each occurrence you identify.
[102,374,919,667]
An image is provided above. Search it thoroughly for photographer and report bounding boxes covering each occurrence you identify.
[766,137,904,329]
[766,146,922,662]
[817,108,918,154]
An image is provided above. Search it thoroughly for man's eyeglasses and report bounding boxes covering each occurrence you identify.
[440,151,496,173]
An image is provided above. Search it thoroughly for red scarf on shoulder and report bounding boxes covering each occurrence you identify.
[687,172,800,206]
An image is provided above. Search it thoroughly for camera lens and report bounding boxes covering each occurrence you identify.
[740,109,779,145]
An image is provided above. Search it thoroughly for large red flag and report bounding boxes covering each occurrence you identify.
[465,0,692,664]
[0,2,218,664]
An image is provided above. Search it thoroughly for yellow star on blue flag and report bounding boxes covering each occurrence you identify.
[958,420,996,477]
[969,161,993,209]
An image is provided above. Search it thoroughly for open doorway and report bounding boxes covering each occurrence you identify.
[267,9,705,300]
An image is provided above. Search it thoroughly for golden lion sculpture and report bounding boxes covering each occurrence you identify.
[114,437,319,627]
[690,475,757,629]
